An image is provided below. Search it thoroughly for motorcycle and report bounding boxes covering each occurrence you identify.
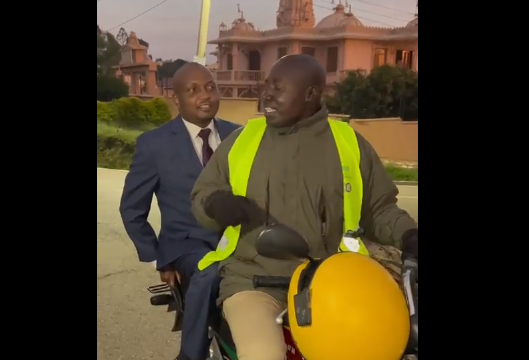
[147,224,419,360]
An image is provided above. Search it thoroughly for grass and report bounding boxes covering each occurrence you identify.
[97,122,418,182]
[97,121,143,170]
[385,165,418,182]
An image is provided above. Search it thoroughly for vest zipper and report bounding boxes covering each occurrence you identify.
[264,174,270,226]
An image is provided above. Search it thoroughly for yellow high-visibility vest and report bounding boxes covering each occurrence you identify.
[198,118,369,270]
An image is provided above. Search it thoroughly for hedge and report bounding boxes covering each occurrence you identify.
[97,100,417,181]
[97,121,418,181]
[97,97,172,168]
[97,121,141,169]
[97,97,172,128]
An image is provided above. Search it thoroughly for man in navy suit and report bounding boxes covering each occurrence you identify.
[119,62,239,360]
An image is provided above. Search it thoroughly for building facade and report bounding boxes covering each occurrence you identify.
[208,0,418,98]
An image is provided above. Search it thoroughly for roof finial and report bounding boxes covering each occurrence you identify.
[237,3,241,18]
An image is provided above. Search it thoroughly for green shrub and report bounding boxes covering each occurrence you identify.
[97,101,117,123]
[112,97,151,126]
[97,75,129,101]
[97,98,171,169]
[149,98,172,126]
[98,98,171,128]
[97,121,141,169]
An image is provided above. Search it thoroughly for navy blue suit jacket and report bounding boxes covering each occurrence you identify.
[119,116,240,268]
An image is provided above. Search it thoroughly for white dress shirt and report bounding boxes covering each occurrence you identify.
[182,118,221,165]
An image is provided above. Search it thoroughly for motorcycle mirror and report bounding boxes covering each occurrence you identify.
[255,224,310,260]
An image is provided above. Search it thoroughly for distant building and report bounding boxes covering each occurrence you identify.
[208,0,418,98]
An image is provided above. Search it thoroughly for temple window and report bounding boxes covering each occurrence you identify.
[248,50,261,71]
[301,47,315,57]
[373,48,387,67]
[277,47,287,60]
[227,53,233,70]
[326,46,338,73]
[396,50,413,69]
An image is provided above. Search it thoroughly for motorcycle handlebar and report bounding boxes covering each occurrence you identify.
[253,275,291,289]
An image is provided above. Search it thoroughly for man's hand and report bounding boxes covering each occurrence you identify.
[158,263,181,288]
[204,190,252,227]
[401,229,418,262]
[159,270,178,287]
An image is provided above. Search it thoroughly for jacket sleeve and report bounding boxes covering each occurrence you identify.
[190,128,243,231]
[119,133,159,263]
[357,133,417,248]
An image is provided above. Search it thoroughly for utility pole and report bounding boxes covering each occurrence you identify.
[194,0,211,65]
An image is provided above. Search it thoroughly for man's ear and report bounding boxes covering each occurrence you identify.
[173,94,180,109]
[304,86,319,102]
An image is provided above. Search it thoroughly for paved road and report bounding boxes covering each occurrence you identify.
[96,168,418,360]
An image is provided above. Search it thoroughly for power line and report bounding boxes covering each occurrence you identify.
[313,3,394,27]
[354,0,414,15]
[351,6,410,22]
[317,0,414,16]
[104,0,171,32]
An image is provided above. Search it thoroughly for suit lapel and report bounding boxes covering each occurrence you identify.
[214,119,232,141]
[170,116,203,172]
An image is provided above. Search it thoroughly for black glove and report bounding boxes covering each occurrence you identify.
[401,228,418,280]
[204,190,253,228]
[401,228,418,262]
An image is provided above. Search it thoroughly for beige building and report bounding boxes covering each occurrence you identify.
[208,0,418,98]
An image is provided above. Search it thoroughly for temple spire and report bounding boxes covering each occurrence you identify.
[276,0,315,28]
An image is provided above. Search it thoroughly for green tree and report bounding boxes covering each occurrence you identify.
[97,25,123,75]
[328,65,418,120]
[97,75,129,102]
[156,59,188,80]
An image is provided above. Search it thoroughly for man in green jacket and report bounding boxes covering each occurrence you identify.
[190,54,418,360]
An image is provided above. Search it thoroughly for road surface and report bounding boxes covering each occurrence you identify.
[96,168,418,360]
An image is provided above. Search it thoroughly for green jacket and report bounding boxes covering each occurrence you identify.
[190,107,417,304]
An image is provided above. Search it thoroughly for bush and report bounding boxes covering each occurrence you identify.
[97,98,172,169]
[97,101,116,123]
[97,97,171,128]
[97,75,129,101]
[97,121,141,169]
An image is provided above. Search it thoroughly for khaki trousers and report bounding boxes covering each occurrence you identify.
[223,291,287,360]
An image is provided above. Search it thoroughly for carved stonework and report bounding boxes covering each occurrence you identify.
[276,0,315,28]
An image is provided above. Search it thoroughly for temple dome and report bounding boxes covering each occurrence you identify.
[315,3,364,29]
[231,16,256,31]
[406,16,418,28]
[339,12,364,27]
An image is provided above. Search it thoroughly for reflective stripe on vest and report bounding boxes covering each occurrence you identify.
[197,118,369,271]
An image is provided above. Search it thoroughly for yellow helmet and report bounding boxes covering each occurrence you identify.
[287,252,410,360]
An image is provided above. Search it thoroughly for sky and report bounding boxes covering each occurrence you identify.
[97,0,417,63]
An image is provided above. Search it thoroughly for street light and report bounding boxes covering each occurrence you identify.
[193,0,211,65]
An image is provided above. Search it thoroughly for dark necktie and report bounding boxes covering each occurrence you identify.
[198,128,214,166]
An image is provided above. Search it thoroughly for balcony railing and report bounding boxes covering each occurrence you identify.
[213,70,265,83]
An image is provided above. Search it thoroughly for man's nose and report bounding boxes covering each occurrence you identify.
[198,88,211,100]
